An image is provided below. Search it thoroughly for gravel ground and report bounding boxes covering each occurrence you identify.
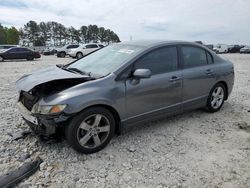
[0,54,249,188]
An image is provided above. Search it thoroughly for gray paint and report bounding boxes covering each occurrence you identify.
[16,40,235,126]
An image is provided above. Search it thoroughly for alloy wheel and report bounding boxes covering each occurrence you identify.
[77,53,83,59]
[210,86,224,109]
[77,114,110,149]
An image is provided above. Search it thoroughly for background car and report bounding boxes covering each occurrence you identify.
[240,46,250,53]
[56,44,80,58]
[205,44,213,50]
[213,44,229,53]
[0,47,41,61]
[228,45,244,53]
[16,40,234,154]
[43,48,57,55]
[68,43,105,59]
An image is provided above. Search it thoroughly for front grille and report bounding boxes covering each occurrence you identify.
[19,91,38,111]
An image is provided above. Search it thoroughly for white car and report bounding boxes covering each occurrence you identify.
[240,46,250,54]
[213,44,229,53]
[68,43,105,59]
[57,44,80,58]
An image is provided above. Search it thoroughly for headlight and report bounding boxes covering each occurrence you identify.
[32,104,67,114]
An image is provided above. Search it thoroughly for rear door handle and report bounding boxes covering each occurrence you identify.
[169,76,182,82]
[205,69,213,75]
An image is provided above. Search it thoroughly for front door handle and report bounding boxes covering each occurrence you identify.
[169,76,182,82]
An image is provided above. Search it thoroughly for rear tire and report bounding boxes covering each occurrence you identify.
[27,56,34,61]
[65,107,115,154]
[76,52,83,59]
[206,83,226,112]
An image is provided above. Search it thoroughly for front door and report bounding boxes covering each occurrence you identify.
[125,46,182,122]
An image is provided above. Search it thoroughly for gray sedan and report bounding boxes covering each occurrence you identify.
[16,40,234,154]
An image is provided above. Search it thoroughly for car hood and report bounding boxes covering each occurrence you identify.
[16,65,90,92]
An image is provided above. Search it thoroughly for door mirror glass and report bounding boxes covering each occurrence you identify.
[133,69,151,79]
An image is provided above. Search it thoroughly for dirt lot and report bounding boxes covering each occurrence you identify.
[0,54,249,188]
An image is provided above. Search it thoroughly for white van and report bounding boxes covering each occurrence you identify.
[213,44,229,53]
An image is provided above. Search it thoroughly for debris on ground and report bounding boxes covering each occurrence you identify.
[234,121,250,132]
[9,129,32,141]
[0,157,43,188]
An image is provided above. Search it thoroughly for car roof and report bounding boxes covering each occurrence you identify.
[82,43,101,46]
[118,40,207,49]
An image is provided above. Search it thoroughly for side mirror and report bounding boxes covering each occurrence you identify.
[133,69,151,79]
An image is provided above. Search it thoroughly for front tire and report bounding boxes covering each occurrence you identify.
[65,107,115,154]
[206,83,226,112]
[0,56,4,62]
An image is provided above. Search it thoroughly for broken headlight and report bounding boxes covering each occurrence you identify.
[31,104,67,114]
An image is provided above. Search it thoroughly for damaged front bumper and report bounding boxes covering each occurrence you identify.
[17,102,70,136]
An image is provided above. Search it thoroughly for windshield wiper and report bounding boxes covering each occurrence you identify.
[67,67,91,76]
[57,64,89,75]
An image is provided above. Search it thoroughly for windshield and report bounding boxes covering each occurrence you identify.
[67,44,144,77]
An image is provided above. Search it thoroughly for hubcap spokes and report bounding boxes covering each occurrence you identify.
[211,87,224,109]
[77,114,110,148]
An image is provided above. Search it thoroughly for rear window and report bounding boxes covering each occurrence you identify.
[182,46,207,68]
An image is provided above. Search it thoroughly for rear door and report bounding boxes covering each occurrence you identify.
[66,45,79,53]
[17,48,31,59]
[181,45,215,110]
[125,46,182,122]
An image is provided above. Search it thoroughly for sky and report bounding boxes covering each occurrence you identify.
[0,0,250,45]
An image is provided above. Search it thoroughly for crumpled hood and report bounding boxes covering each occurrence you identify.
[16,65,89,92]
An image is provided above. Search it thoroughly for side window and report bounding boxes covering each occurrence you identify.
[18,48,28,52]
[17,48,24,52]
[182,46,207,68]
[8,48,18,52]
[134,47,178,75]
[66,45,72,49]
[86,44,98,48]
[206,52,213,64]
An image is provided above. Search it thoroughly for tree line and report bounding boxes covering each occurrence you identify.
[0,24,20,45]
[0,21,121,46]
[19,21,120,46]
